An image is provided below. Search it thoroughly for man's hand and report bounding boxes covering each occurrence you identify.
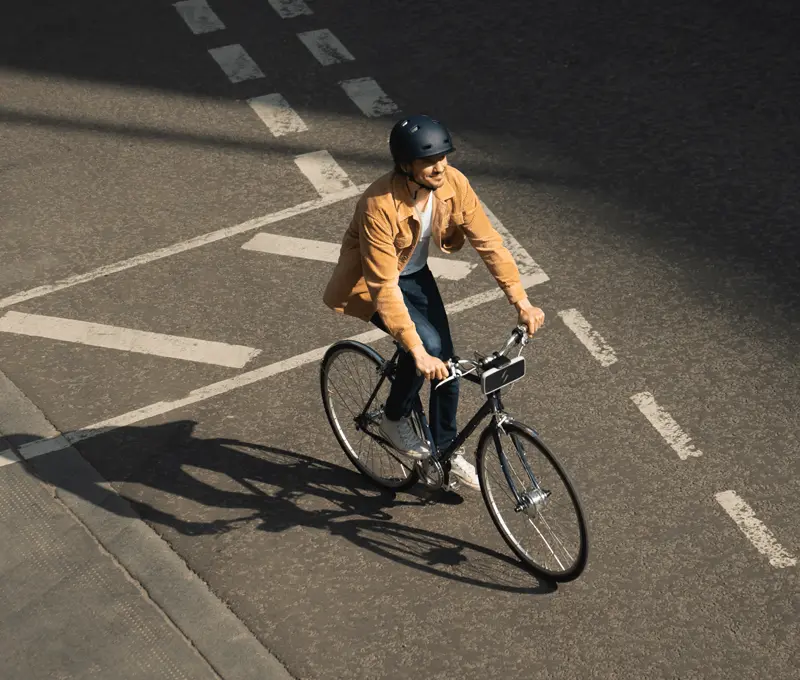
[515,298,545,336]
[410,345,450,381]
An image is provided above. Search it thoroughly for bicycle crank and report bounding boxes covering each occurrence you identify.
[416,457,445,490]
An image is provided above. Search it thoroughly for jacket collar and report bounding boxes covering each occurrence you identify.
[392,169,456,222]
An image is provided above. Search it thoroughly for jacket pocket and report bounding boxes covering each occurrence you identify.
[394,231,413,250]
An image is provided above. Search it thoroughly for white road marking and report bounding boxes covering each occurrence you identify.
[339,78,399,117]
[481,201,550,286]
[173,0,225,34]
[297,29,355,65]
[247,93,308,136]
[631,391,702,460]
[294,150,355,195]
[208,44,265,83]
[0,184,368,310]
[557,308,617,367]
[0,312,262,368]
[267,0,312,18]
[0,448,21,467]
[241,232,476,281]
[11,272,550,462]
[715,490,797,568]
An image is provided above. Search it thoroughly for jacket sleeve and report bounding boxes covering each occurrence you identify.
[459,178,527,305]
[358,211,423,352]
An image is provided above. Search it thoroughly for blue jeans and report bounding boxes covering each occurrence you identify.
[370,266,459,451]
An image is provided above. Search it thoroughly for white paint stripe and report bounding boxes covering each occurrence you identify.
[0,312,261,368]
[12,273,550,462]
[0,184,367,309]
[481,202,549,283]
[631,391,702,460]
[241,232,476,281]
[339,78,399,117]
[208,44,265,83]
[557,308,617,367]
[267,0,312,18]
[0,448,21,467]
[247,94,308,137]
[294,150,355,196]
[715,490,797,568]
[297,29,355,65]
[173,0,225,34]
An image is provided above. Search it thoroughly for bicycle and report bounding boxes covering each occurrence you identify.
[320,324,589,581]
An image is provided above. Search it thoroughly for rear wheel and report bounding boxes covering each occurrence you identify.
[321,341,418,490]
[477,420,588,581]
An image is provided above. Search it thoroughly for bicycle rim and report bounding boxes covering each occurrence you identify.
[320,342,418,490]
[477,420,588,581]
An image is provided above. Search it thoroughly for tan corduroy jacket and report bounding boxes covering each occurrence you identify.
[323,166,527,351]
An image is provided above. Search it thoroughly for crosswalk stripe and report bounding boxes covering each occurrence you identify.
[247,93,308,136]
[241,232,477,281]
[173,0,225,34]
[339,78,400,117]
[0,312,261,368]
[209,44,265,83]
[298,29,355,65]
[294,150,355,195]
[267,0,312,18]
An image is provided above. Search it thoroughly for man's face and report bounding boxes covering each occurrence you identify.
[406,153,448,189]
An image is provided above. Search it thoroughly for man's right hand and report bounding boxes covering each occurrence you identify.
[410,345,449,382]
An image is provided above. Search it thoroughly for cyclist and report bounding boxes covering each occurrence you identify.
[323,114,544,489]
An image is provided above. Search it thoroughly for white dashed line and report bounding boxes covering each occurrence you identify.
[173,0,225,34]
[294,150,355,196]
[247,93,308,136]
[10,267,551,463]
[340,78,400,117]
[0,185,367,309]
[298,29,355,65]
[208,44,265,83]
[715,490,796,568]
[557,308,617,367]
[267,0,313,18]
[241,233,476,281]
[631,391,702,460]
[0,312,261,368]
[481,201,550,287]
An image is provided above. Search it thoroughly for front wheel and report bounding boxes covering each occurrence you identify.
[477,420,589,581]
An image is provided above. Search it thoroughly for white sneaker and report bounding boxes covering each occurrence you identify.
[379,415,431,460]
[449,449,480,490]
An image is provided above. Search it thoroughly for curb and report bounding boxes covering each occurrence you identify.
[0,368,294,680]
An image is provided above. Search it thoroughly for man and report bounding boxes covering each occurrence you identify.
[323,114,544,490]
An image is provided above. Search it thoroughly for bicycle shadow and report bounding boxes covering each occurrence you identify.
[13,420,556,595]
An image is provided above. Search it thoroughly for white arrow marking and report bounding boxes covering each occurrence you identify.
[241,232,476,281]
[0,312,261,368]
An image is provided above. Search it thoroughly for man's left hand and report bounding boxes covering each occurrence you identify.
[515,299,545,336]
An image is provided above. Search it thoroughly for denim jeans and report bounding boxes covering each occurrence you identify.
[370,266,459,451]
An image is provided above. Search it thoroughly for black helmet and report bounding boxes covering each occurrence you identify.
[389,114,455,165]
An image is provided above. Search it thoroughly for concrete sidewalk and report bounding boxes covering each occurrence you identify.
[0,370,293,680]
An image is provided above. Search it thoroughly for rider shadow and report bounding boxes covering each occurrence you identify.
[15,420,556,595]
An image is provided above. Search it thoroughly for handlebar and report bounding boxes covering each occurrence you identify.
[435,325,530,390]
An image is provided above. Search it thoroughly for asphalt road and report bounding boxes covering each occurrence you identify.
[1,0,798,678]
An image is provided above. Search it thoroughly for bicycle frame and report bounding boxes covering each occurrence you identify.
[358,344,535,504]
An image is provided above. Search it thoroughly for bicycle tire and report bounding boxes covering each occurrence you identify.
[320,341,419,491]
[476,419,589,581]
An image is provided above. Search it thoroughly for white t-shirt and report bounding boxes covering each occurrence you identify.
[400,191,433,276]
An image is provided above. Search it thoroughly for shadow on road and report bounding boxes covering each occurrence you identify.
[9,421,556,595]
